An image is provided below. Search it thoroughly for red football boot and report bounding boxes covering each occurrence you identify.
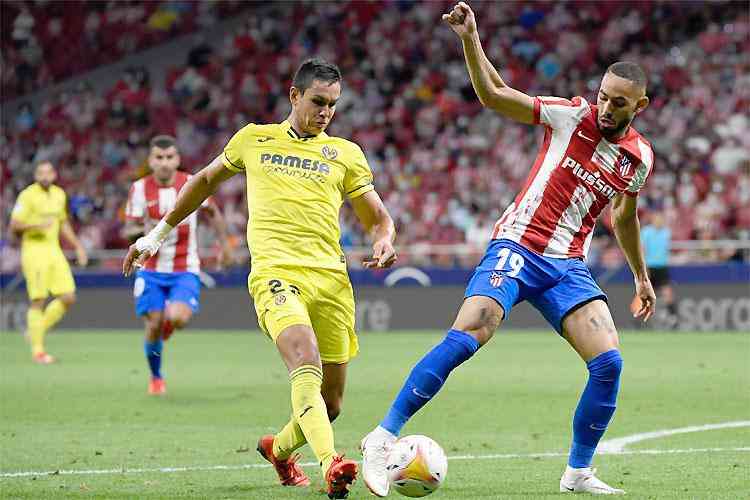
[325,455,358,499]
[148,377,166,395]
[256,434,311,487]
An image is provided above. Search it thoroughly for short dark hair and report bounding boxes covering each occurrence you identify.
[150,135,177,150]
[606,61,648,89]
[291,58,342,94]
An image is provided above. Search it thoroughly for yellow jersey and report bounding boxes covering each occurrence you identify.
[222,120,374,272]
[10,183,68,251]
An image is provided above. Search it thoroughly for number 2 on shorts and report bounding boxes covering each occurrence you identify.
[494,248,525,277]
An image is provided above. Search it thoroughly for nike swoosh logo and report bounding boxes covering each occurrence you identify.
[577,130,596,143]
[257,137,274,142]
[563,486,574,492]
[299,406,314,419]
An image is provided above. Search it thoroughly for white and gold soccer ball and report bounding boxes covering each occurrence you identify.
[386,435,448,497]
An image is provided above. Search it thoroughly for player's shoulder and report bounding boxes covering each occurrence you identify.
[320,134,366,159]
[50,184,67,198]
[537,95,590,109]
[622,127,654,166]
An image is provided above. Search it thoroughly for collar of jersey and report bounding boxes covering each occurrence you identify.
[281,120,327,142]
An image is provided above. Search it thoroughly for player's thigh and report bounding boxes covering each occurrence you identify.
[21,248,51,301]
[249,268,314,349]
[48,251,76,297]
[308,270,358,365]
[133,271,167,317]
[561,299,619,362]
[165,273,201,323]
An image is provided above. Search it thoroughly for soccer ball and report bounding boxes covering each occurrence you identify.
[386,435,448,497]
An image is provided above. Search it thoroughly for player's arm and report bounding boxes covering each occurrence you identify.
[123,155,236,276]
[200,201,234,268]
[59,219,89,267]
[611,193,655,322]
[350,190,397,269]
[443,2,535,124]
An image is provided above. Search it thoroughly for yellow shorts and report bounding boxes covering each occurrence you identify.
[21,246,76,301]
[249,266,358,364]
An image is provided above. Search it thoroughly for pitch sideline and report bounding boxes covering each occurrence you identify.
[1,446,748,479]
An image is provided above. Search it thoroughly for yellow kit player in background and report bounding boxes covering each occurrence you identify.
[10,161,88,364]
[123,58,397,499]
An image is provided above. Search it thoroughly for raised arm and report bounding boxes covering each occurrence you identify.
[200,201,235,269]
[443,2,536,124]
[610,193,655,322]
[350,190,397,269]
[122,155,236,276]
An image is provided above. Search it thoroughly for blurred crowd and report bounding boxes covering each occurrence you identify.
[2,0,246,98]
[2,0,748,270]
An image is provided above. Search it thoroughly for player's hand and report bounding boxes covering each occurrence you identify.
[217,244,235,269]
[75,246,89,267]
[363,239,397,269]
[630,278,656,322]
[123,238,155,277]
[442,2,477,40]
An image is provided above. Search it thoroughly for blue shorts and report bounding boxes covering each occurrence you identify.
[133,270,201,317]
[464,239,607,335]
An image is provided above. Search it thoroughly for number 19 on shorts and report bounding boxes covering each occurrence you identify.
[495,248,525,277]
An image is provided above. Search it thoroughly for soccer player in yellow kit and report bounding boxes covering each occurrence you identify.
[10,161,88,363]
[123,59,397,499]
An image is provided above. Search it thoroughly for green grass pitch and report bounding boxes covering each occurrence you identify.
[1,330,748,499]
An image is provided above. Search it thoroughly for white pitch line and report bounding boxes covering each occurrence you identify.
[599,421,750,453]
[1,447,748,479]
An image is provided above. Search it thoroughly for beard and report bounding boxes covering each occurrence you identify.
[597,114,631,139]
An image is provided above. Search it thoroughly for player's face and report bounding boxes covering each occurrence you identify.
[149,146,180,182]
[290,80,341,135]
[596,72,649,139]
[34,162,57,188]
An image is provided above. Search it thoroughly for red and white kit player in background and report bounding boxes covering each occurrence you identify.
[361,2,656,496]
[124,135,234,395]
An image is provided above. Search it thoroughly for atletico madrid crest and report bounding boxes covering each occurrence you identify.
[489,272,504,288]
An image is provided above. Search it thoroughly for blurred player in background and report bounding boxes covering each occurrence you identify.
[123,59,397,498]
[639,210,677,328]
[362,3,655,496]
[9,161,88,364]
[124,135,233,395]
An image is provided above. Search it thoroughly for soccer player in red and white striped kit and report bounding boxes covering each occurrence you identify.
[362,3,656,496]
[125,135,234,395]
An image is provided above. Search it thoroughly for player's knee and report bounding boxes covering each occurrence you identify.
[589,350,623,383]
[60,293,76,307]
[30,299,45,310]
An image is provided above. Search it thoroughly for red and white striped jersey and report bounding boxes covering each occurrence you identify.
[491,96,654,259]
[126,171,210,274]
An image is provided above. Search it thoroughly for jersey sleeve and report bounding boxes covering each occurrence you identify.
[625,138,655,196]
[125,182,145,220]
[343,144,375,199]
[533,96,589,129]
[10,190,31,224]
[222,124,253,173]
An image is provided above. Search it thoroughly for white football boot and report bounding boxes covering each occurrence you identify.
[360,426,397,497]
[560,465,625,495]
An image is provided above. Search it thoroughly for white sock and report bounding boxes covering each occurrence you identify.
[373,425,397,441]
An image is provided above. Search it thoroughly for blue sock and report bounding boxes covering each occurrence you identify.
[144,339,163,379]
[381,329,480,436]
[568,349,623,468]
